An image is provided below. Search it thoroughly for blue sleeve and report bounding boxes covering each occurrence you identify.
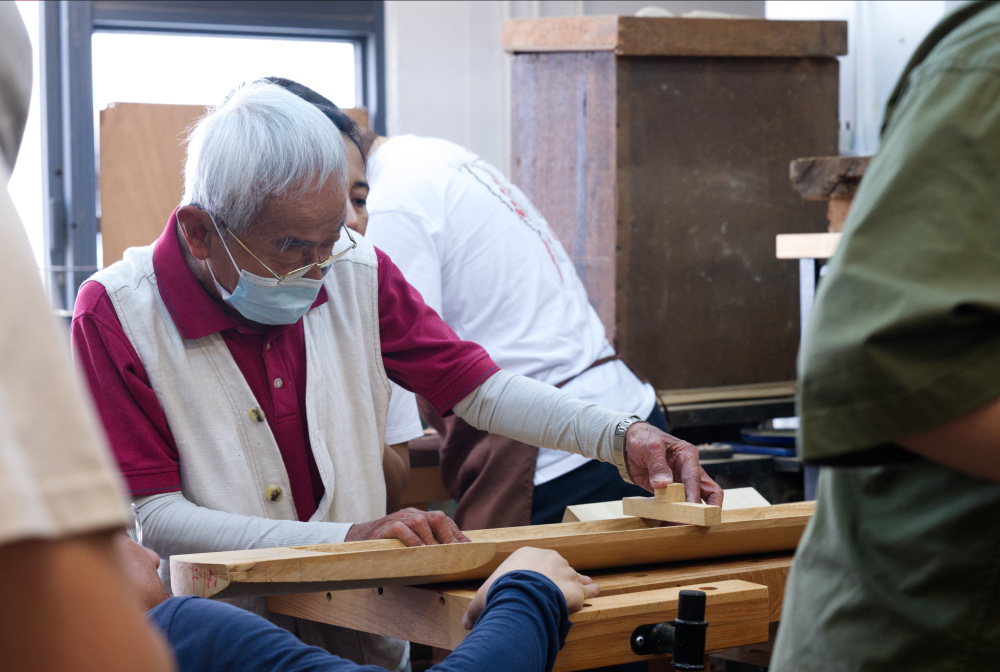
[148,597,386,672]
[430,571,571,672]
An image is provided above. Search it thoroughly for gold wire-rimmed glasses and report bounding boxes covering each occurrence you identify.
[221,222,357,284]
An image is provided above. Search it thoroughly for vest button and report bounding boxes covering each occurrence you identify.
[248,407,266,423]
[265,485,283,502]
[274,378,283,389]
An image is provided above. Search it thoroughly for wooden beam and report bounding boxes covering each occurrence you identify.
[171,502,813,599]
[268,579,770,670]
[623,484,722,526]
[502,16,847,57]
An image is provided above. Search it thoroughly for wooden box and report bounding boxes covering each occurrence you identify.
[505,16,846,390]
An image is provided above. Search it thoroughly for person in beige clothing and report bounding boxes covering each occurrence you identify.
[0,5,173,670]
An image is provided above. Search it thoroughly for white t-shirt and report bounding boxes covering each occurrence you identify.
[366,136,655,485]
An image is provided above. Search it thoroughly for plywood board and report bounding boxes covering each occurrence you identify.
[269,579,769,670]
[171,502,813,598]
[502,16,847,57]
[99,102,371,266]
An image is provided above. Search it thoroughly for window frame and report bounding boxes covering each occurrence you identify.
[40,0,385,311]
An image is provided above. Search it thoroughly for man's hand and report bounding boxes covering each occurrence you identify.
[344,508,470,546]
[625,423,724,506]
[462,547,599,629]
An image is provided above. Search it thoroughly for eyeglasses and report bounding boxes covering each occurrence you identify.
[127,502,143,546]
[221,222,358,284]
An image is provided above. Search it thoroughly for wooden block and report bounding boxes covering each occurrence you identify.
[268,579,770,670]
[789,155,872,200]
[622,484,722,526]
[775,232,842,259]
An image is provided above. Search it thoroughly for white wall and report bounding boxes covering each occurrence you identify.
[384,0,765,175]
[386,0,966,174]
[766,0,959,155]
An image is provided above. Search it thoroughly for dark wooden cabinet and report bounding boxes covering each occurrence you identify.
[505,16,846,392]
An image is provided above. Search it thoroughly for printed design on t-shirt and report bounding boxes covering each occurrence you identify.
[463,159,564,282]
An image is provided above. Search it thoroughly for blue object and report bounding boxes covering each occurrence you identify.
[149,571,569,672]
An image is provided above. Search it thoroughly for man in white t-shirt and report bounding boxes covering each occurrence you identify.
[362,134,664,527]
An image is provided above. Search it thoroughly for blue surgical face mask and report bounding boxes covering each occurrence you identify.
[205,214,325,326]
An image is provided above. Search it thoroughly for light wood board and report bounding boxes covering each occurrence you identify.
[171,502,813,598]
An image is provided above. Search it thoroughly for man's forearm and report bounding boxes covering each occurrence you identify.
[135,492,353,560]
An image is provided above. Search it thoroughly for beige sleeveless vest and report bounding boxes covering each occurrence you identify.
[91,233,406,669]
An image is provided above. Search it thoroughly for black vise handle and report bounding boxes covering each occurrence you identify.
[629,589,707,670]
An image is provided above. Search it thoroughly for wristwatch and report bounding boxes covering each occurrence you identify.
[613,415,644,485]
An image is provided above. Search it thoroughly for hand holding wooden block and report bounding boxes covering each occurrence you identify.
[622,483,722,526]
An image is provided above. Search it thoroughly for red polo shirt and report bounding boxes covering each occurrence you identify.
[71,215,498,522]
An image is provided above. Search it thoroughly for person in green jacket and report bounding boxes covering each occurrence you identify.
[771,3,1000,670]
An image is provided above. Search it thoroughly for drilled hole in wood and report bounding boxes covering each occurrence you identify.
[698,586,718,591]
[583,603,593,608]
[326,592,332,601]
[377,587,384,596]
[439,596,446,606]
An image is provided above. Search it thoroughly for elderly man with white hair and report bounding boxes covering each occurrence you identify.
[72,80,721,669]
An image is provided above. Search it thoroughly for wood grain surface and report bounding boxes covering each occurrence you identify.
[171,502,812,598]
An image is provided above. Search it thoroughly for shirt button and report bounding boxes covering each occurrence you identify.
[248,407,265,423]
[274,378,283,389]
[265,343,271,351]
[265,485,283,502]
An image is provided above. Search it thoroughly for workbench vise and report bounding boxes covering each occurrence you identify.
[630,589,708,670]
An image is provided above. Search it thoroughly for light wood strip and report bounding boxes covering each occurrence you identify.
[775,232,842,259]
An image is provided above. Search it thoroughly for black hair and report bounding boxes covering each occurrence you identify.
[263,76,367,158]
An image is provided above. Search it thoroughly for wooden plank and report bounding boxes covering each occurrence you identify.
[657,382,796,406]
[502,16,847,57]
[623,484,722,526]
[268,579,769,670]
[789,155,872,200]
[172,502,813,599]
[775,232,842,259]
[170,540,498,599]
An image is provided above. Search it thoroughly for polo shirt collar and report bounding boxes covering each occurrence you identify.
[152,209,329,340]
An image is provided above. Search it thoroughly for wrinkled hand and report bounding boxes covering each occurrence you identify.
[462,547,599,629]
[345,508,470,546]
[625,423,724,506]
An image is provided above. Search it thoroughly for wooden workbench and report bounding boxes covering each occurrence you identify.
[172,502,811,669]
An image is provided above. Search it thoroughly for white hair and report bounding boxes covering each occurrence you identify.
[182,79,347,234]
